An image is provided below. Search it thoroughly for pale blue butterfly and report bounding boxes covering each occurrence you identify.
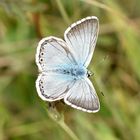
[36,16,100,113]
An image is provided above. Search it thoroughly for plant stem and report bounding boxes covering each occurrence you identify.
[55,0,70,24]
[46,103,80,140]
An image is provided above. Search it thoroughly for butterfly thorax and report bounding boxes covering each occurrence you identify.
[69,67,86,77]
[61,66,88,79]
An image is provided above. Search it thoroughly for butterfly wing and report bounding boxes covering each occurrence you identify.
[36,73,75,101]
[36,36,77,72]
[64,16,99,67]
[64,78,100,113]
[36,36,77,101]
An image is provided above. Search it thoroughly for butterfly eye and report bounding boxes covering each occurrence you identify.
[87,71,92,77]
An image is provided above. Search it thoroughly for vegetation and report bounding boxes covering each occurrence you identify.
[0,0,140,140]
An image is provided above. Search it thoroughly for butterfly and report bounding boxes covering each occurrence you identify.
[36,16,100,113]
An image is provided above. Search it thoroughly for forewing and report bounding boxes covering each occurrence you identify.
[64,16,99,67]
[36,73,75,101]
[36,36,77,72]
[64,78,100,113]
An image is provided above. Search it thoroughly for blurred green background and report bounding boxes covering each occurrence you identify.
[0,0,140,140]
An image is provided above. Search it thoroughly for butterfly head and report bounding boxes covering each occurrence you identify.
[87,70,93,77]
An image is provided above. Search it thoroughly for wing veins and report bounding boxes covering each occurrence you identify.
[83,23,98,66]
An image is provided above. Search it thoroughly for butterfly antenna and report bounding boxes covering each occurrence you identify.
[100,91,104,96]
[89,55,109,78]
[95,54,109,68]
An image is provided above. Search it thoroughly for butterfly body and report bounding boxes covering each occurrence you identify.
[36,16,100,113]
[42,65,86,77]
[65,65,86,77]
